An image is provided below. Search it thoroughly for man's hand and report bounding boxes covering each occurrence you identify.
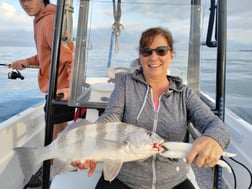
[10,60,29,70]
[56,88,70,100]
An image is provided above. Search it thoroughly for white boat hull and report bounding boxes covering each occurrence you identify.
[0,102,45,189]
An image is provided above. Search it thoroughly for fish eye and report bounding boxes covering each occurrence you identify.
[146,131,153,137]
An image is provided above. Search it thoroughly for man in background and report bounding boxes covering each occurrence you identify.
[10,0,75,140]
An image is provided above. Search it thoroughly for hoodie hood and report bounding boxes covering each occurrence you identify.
[132,68,185,93]
[34,4,56,23]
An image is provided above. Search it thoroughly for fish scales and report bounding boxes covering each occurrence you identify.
[14,121,164,182]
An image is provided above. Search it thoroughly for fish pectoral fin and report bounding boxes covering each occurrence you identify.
[103,160,123,182]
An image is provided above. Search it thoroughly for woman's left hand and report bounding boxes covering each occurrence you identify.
[186,136,223,168]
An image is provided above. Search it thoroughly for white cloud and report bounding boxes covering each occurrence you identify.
[226,2,252,46]
[0,2,33,31]
[0,0,251,49]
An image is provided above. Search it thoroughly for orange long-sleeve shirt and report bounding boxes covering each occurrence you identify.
[26,4,73,93]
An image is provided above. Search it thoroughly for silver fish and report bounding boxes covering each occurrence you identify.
[14,121,164,182]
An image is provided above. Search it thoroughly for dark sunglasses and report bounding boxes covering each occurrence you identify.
[140,46,171,57]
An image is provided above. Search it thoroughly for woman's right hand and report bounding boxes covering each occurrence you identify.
[71,159,97,176]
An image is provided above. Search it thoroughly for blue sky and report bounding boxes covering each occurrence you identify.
[0,0,251,50]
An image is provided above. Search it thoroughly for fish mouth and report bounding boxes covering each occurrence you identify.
[152,140,165,152]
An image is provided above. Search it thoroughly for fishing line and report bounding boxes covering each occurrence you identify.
[222,157,252,189]
[229,157,252,189]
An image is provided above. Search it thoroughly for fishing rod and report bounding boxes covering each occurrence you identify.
[0,63,39,80]
[0,63,39,69]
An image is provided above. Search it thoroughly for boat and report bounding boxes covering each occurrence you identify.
[0,0,251,189]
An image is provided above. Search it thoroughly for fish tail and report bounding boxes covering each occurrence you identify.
[14,147,42,181]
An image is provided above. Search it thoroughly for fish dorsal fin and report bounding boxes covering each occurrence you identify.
[59,119,92,135]
[103,159,123,182]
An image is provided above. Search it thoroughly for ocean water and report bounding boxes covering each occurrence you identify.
[200,50,252,124]
[0,47,44,122]
[0,46,251,125]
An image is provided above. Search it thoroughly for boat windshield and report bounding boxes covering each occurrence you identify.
[68,0,191,106]
[66,0,252,126]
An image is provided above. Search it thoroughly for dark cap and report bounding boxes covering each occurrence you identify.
[44,0,50,6]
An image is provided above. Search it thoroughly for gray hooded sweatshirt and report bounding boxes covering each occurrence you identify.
[97,69,230,189]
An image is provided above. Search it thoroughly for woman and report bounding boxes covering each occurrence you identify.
[73,27,230,189]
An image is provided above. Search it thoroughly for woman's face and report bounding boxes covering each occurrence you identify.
[139,35,174,80]
[19,0,45,17]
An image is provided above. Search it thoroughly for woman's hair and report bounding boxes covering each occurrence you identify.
[139,27,174,52]
[44,0,50,6]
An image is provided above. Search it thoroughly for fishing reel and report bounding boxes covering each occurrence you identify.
[8,70,24,80]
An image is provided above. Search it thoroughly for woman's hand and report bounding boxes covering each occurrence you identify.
[71,160,97,176]
[186,136,223,168]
